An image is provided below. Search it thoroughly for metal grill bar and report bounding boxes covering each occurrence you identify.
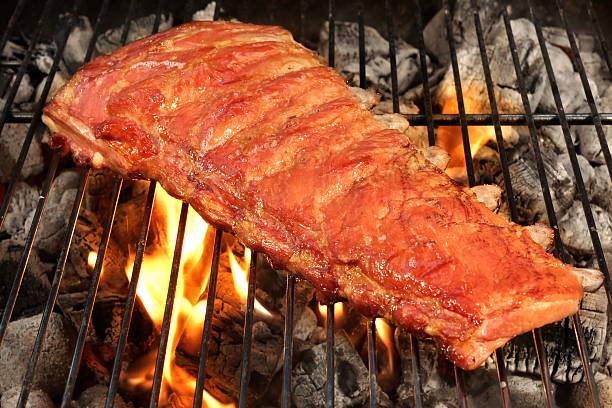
[193,228,223,408]
[382,3,425,407]
[366,320,378,408]
[527,0,612,307]
[10,110,612,126]
[0,0,26,58]
[61,178,123,408]
[555,0,612,178]
[413,0,435,146]
[454,367,468,408]
[0,0,74,229]
[0,151,60,344]
[325,305,335,408]
[237,250,259,408]
[587,0,612,75]
[503,4,602,407]
[15,167,89,408]
[442,0,476,187]
[281,274,296,408]
[469,3,516,403]
[0,0,55,136]
[105,181,157,408]
[149,201,189,408]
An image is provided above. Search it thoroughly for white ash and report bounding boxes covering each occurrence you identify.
[293,306,318,342]
[557,152,595,190]
[319,21,429,95]
[34,169,81,257]
[423,0,502,65]
[76,384,127,408]
[34,70,67,103]
[0,123,44,183]
[292,332,391,408]
[540,125,577,154]
[577,125,612,168]
[192,2,217,22]
[538,69,598,114]
[505,147,576,224]
[589,165,612,213]
[1,40,26,62]
[61,14,93,73]
[566,376,612,408]
[8,72,34,103]
[32,42,57,75]
[3,182,38,242]
[559,201,612,256]
[0,239,52,319]
[0,313,72,398]
[95,13,174,56]
[0,386,54,408]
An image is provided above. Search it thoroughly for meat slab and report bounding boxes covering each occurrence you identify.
[42,21,583,370]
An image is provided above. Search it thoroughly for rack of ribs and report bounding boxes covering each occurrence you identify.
[42,21,584,370]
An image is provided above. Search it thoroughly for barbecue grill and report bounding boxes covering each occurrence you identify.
[0,0,611,407]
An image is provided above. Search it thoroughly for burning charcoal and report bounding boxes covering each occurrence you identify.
[77,384,127,408]
[1,40,26,62]
[558,153,595,191]
[0,239,52,319]
[576,124,612,166]
[293,305,318,342]
[424,0,502,65]
[3,182,38,242]
[35,170,82,257]
[6,72,35,104]
[319,21,427,95]
[589,165,612,213]
[501,287,607,383]
[0,386,54,408]
[540,125,577,154]
[566,376,612,408]
[32,42,58,75]
[0,313,72,398]
[192,2,217,22]
[466,373,548,408]
[34,71,67,103]
[559,201,612,256]
[506,147,575,224]
[61,15,93,73]
[0,123,44,183]
[292,332,390,408]
[538,68,596,114]
[95,13,174,56]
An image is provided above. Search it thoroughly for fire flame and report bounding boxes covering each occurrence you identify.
[227,247,274,318]
[317,302,345,329]
[87,251,97,269]
[122,186,233,408]
[436,85,508,178]
[375,318,396,381]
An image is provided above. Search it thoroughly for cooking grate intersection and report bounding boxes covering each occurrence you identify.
[0,0,611,407]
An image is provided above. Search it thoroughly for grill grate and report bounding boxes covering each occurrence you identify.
[0,0,611,407]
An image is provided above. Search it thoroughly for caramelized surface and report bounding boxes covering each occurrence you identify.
[43,21,583,369]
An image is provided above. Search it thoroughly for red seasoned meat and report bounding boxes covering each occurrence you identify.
[42,21,583,370]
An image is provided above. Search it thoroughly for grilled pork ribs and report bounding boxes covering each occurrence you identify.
[42,21,583,370]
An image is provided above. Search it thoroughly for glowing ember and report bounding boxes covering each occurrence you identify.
[228,247,274,318]
[87,251,97,269]
[436,85,507,178]
[122,186,232,407]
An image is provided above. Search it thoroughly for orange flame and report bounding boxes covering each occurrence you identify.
[436,85,505,179]
[228,247,274,318]
[87,251,97,269]
[123,186,233,408]
[317,302,345,330]
[375,318,396,379]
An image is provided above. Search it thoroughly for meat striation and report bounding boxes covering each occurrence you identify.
[42,21,583,370]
